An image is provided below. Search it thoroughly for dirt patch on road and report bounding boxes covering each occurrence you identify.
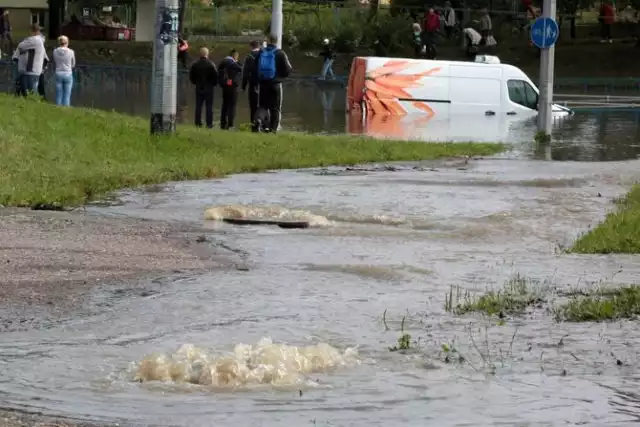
[0,208,244,332]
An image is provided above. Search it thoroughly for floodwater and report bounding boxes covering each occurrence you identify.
[2,65,640,426]
[2,63,640,161]
[3,158,640,426]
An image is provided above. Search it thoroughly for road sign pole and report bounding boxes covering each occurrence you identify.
[537,0,557,136]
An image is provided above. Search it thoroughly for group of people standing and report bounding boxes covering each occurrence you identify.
[188,34,292,132]
[11,23,76,106]
[413,4,495,60]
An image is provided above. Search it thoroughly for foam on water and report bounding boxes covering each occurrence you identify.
[204,204,436,230]
[133,338,359,388]
[204,205,333,227]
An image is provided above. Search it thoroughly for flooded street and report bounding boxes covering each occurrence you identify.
[2,63,640,161]
[2,65,640,426]
[3,156,640,426]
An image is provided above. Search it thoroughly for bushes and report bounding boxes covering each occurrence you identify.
[185,2,415,55]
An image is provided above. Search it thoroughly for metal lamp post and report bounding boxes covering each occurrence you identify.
[271,0,283,48]
[150,0,180,135]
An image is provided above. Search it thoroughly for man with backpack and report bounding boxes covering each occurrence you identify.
[252,34,293,133]
[218,49,243,130]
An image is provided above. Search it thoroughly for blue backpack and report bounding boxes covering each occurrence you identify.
[258,47,277,81]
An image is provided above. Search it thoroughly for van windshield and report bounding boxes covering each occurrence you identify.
[507,79,538,110]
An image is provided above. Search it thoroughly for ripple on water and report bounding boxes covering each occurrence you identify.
[4,158,640,426]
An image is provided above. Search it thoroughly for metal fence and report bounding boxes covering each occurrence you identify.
[182,3,626,38]
[3,61,640,94]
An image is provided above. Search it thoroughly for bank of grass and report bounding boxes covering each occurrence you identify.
[445,274,546,317]
[571,186,640,254]
[555,285,640,322]
[0,95,504,208]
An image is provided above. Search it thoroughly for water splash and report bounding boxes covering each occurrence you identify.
[204,205,332,227]
[133,338,359,388]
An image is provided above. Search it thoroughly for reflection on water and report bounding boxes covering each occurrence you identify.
[2,63,640,162]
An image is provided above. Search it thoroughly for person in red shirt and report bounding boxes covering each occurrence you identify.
[599,1,615,43]
[421,8,440,59]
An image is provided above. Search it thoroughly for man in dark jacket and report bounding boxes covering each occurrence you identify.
[0,9,12,57]
[241,40,261,126]
[188,47,218,128]
[252,34,293,133]
[217,49,243,130]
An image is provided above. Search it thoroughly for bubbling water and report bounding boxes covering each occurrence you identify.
[134,338,359,388]
[204,205,333,227]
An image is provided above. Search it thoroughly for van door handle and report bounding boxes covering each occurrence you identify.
[485,110,495,116]
[507,111,516,115]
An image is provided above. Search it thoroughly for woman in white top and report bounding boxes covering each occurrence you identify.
[52,35,75,106]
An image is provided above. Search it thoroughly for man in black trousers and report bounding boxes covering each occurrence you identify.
[217,49,242,130]
[253,33,292,133]
[241,40,261,126]
[188,47,218,128]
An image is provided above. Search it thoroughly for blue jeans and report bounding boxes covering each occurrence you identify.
[320,59,335,79]
[20,74,39,95]
[55,72,73,106]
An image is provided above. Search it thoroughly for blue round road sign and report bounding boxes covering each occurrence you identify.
[530,17,559,49]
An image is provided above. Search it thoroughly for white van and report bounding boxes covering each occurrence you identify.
[346,55,572,119]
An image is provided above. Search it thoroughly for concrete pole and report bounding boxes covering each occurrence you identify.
[537,0,556,136]
[271,0,283,48]
[150,0,179,135]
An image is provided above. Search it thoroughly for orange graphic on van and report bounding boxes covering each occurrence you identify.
[362,59,441,117]
[364,113,436,139]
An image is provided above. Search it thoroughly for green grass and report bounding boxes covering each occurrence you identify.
[571,185,640,254]
[445,274,545,317]
[555,285,640,322]
[0,95,504,208]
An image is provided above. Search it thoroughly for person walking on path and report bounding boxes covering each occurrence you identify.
[412,22,424,57]
[319,38,335,80]
[0,9,12,58]
[253,33,293,133]
[478,8,494,46]
[189,47,218,128]
[599,1,615,43]
[241,40,261,125]
[12,24,48,96]
[217,49,243,130]
[52,35,76,106]
[422,8,440,59]
[443,2,457,39]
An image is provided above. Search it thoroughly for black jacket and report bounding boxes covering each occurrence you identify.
[189,57,218,92]
[0,15,11,34]
[252,44,292,85]
[241,50,260,91]
[218,56,243,89]
[320,46,335,61]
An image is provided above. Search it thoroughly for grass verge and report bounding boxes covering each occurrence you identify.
[0,95,504,208]
[444,274,546,317]
[555,285,640,322]
[571,185,640,253]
